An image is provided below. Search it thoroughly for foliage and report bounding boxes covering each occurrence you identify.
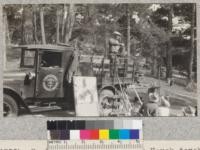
[4,3,196,79]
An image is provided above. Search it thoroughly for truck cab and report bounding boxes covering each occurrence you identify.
[3,44,74,116]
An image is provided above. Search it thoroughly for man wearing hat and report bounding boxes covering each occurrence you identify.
[108,31,125,77]
[109,31,124,54]
[139,84,160,116]
[139,92,160,116]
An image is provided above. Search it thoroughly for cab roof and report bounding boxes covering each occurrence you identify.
[13,44,74,51]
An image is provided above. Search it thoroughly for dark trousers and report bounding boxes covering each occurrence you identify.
[109,53,119,78]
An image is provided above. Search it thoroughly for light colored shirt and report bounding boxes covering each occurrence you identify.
[109,38,121,53]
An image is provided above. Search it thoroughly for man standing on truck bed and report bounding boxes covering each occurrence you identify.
[108,31,125,77]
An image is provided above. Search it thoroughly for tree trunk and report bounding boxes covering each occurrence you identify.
[166,5,173,79]
[56,9,61,43]
[126,5,130,57]
[23,5,34,44]
[40,7,46,44]
[104,28,108,57]
[21,5,25,44]
[2,6,8,70]
[61,4,68,42]
[152,47,158,77]
[33,5,38,44]
[166,41,172,78]
[93,27,97,49]
[22,5,34,44]
[188,4,196,81]
[65,4,75,43]
[86,4,94,21]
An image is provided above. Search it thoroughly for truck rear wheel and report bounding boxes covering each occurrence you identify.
[3,94,19,117]
[99,89,115,116]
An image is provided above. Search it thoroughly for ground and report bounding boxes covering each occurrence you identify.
[17,75,197,117]
[140,76,197,116]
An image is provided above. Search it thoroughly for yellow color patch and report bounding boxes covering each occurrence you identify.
[99,130,109,140]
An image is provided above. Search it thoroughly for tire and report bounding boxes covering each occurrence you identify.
[3,94,19,117]
[99,89,115,116]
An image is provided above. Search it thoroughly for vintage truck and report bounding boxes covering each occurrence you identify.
[3,44,147,117]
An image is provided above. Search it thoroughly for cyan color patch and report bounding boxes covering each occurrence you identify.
[119,129,130,139]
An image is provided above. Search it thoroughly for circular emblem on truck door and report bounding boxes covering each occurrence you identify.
[42,74,59,91]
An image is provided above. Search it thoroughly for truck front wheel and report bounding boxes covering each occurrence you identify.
[3,94,19,117]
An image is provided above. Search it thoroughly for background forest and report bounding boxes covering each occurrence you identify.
[3,3,197,87]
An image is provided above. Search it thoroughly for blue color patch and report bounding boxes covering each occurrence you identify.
[119,129,130,139]
[130,130,139,139]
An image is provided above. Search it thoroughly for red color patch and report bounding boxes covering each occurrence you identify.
[90,130,99,139]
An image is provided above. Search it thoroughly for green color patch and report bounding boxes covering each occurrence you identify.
[109,129,119,139]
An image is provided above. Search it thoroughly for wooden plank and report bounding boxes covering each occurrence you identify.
[79,55,110,65]
[126,73,133,78]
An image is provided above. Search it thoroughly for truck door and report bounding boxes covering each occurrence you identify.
[35,51,64,98]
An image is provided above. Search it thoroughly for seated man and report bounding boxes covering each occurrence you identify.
[139,92,159,117]
[139,85,160,116]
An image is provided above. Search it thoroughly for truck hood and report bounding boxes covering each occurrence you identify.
[4,68,34,80]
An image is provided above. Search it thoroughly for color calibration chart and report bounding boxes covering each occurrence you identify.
[47,120,143,150]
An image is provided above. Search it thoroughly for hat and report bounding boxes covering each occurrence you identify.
[149,93,159,103]
[113,31,122,36]
[148,85,160,94]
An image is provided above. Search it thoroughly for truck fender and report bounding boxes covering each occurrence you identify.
[3,88,31,113]
[98,85,117,95]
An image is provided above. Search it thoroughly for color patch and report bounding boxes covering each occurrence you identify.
[47,120,142,140]
[50,130,60,140]
[90,130,99,139]
[99,130,109,140]
[80,130,91,140]
[130,130,139,139]
[70,130,80,140]
[47,121,57,130]
[68,121,76,130]
[75,120,85,129]
[85,121,95,129]
[60,130,69,140]
[57,121,67,130]
[109,129,119,139]
[119,130,130,139]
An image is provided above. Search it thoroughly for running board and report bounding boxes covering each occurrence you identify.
[29,105,62,113]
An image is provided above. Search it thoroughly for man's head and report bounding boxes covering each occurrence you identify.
[113,31,121,40]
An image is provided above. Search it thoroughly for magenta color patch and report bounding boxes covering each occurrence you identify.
[80,130,91,139]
